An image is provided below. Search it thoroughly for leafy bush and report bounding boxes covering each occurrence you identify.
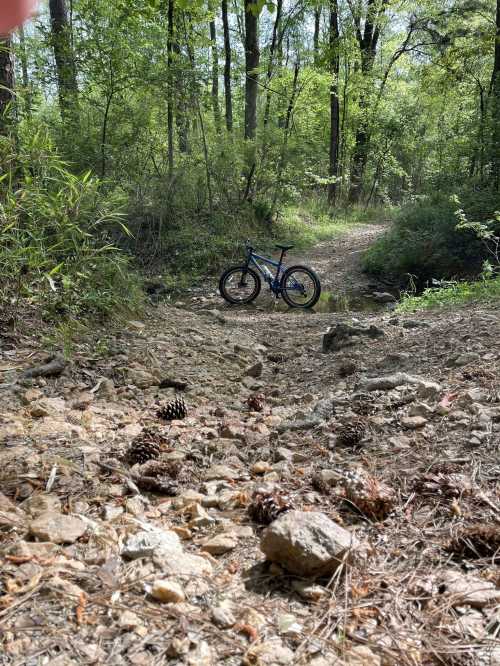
[0,129,142,323]
[362,193,498,284]
[125,202,273,279]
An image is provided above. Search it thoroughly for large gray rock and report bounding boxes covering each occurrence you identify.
[260,511,359,577]
[323,322,384,353]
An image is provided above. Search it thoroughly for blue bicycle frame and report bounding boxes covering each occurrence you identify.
[248,253,284,293]
[243,241,303,297]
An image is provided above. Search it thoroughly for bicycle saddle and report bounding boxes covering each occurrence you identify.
[275,244,294,251]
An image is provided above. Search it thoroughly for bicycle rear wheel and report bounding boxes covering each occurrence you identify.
[219,266,261,305]
[280,265,321,309]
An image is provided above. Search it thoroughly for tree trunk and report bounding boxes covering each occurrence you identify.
[221,0,233,131]
[263,0,282,128]
[339,57,350,198]
[100,89,115,179]
[0,38,14,134]
[490,0,500,190]
[174,40,190,154]
[272,61,300,210]
[313,7,321,65]
[209,16,221,132]
[470,82,486,181]
[349,103,370,202]
[167,0,175,173]
[328,0,340,205]
[48,0,78,121]
[348,0,385,202]
[244,0,259,140]
[18,26,31,116]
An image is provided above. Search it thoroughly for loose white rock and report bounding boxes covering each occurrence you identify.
[201,534,237,555]
[122,529,181,560]
[29,512,87,544]
[150,579,185,604]
[401,415,427,429]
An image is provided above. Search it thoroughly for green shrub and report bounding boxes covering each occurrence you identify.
[362,193,498,284]
[0,129,142,323]
[398,276,500,311]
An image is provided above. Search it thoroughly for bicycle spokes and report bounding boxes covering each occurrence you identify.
[222,268,260,303]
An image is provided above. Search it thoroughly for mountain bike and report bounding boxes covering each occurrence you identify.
[219,241,321,309]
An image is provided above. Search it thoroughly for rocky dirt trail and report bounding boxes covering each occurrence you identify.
[0,225,499,666]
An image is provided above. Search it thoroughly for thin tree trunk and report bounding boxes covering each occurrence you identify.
[209,16,221,132]
[339,57,349,198]
[263,0,283,128]
[174,40,190,153]
[221,0,233,131]
[479,85,486,181]
[328,0,340,205]
[313,7,321,65]
[183,17,212,211]
[470,82,486,181]
[197,104,213,213]
[490,0,500,190]
[100,89,114,180]
[348,0,386,202]
[49,0,78,121]
[0,38,14,135]
[167,0,175,174]
[233,0,245,47]
[244,0,259,140]
[18,26,31,115]
[272,61,300,210]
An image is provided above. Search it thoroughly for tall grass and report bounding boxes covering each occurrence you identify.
[0,128,142,324]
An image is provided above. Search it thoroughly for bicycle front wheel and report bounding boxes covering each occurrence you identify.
[280,265,321,309]
[219,266,261,305]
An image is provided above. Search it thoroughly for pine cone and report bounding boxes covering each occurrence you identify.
[127,427,168,465]
[352,393,377,416]
[337,418,366,447]
[444,524,500,561]
[337,360,357,377]
[132,460,180,496]
[340,469,395,521]
[312,474,330,494]
[248,489,293,525]
[157,397,188,422]
[247,393,265,412]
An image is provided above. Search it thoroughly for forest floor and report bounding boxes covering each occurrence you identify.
[0,221,499,666]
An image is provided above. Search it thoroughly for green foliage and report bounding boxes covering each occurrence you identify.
[398,276,500,311]
[454,200,500,275]
[0,128,142,323]
[1,0,498,313]
[362,194,493,283]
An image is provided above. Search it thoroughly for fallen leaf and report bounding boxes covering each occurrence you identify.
[76,592,87,625]
[235,623,259,642]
